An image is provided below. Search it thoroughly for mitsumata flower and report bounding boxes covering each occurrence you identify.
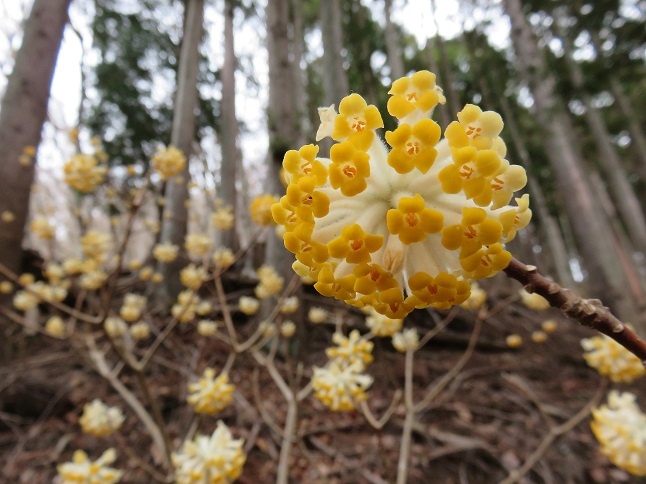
[273,70,531,319]
[591,391,646,476]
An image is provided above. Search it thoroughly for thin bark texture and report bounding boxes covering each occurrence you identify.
[219,0,240,251]
[265,0,297,278]
[384,0,405,80]
[320,0,348,106]
[0,0,72,275]
[555,16,646,254]
[158,0,205,301]
[504,0,637,322]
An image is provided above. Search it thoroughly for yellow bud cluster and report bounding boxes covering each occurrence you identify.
[311,360,373,412]
[326,330,374,367]
[153,242,179,263]
[581,331,646,383]
[185,233,212,258]
[273,71,531,319]
[255,265,284,299]
[187,368,235,415]
[31,217,55,240]
[591,391,646,476]
[250,194,279,225]
[172,421,246,484]
[64,154,107,192]
[81,230,112,261]
[57,449,122,484]
[518,288,550,310]
[79,399,125,437]
[151,145,186,180]
[172,290,206,323]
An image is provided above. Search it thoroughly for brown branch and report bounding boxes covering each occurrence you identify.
[503,258,646,361]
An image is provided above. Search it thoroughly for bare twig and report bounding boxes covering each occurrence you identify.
[498,378,608,484]
[504,258,646,360]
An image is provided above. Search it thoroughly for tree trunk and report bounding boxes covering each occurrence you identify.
[460,12,575,288]
[0,0,72,276]
[424,40,451,129]
[290,0,308,146]
[320,0,348,106]
[555,15,646,254]
[504,0,637,322]
[219,0,240,252]
[496,90,576,289]
[430,0,461,118]
[265,0,297,278]
[589,30,646,175]
[157,0,204,301]
[384,0,404,80]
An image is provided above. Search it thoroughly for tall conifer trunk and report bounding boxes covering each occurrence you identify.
[504,0,637,322]
[158,0,204,301]
[555,15,646,254]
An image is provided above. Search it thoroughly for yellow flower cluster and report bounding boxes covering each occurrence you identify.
[153,242,179,263]
[13,281,67,311]
[172,290,211,323]
[180,263,207,290]
[79,399,125,437]
[313,329,374,411]
[81,230,112,262]
[151,145,186,180]
[273,71,531,319]
[185,233,212,258]
[311,360,373,412]
[591,391,646,476]
[172,421,246,484]
[45,316,67,337]
[187,368,235,415]
[119,293,146,322]
[518,288,550,310]
[57,449,122,484]
[581,331,646,383]
[64,154,107,192]
[212,248,235,269]
[211,204,235,231]
[250,194,279,225]
[239,296,260,315]
[392,328,420,352]
[326,330,374,366]
[31,216,55,239]
[255,265,284,299]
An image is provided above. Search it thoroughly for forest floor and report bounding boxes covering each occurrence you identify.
[0,275,644,484]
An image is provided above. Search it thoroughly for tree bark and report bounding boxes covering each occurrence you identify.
[219,0,240,252]
[430,0,461,118]
[0,0,72,275]
[555,15,646,254]
[589,30,646,175]
[265,0,297,278]
[384,0,404,80]
[504,0,637,322]
[290,0,308,146]
[157,0,204,301]
[320,0,348,106]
